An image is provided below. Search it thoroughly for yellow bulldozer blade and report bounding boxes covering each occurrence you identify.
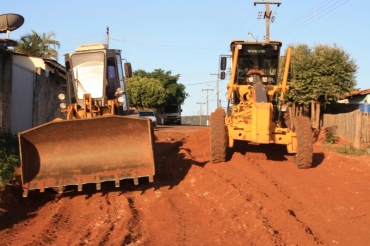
[19,116,155,197]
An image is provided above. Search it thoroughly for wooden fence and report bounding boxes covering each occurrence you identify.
[323,110,370,144]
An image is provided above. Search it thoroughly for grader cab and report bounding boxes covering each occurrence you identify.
[210,40,313,168]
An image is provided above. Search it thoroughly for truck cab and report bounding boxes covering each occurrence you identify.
[162,104,182,125]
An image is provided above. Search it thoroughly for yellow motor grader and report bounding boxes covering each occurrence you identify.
[19,43,155,197]
[210,40,313,168]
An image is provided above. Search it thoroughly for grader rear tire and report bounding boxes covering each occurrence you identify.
[294,116,313,169]
[210,108,227,163]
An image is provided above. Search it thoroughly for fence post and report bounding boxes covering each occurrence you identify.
[354,110,362,149]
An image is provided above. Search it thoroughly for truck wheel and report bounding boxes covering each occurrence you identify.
[294,116,313,169]
[176,121,181,125]
[210,108,227,163]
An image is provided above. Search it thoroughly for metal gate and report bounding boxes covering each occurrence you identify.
[11,63,35,134]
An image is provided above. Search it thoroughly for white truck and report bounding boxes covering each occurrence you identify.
[162,104,182,125]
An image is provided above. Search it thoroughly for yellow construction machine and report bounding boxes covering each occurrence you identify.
[210,40,313,168]
[19,43,155,197]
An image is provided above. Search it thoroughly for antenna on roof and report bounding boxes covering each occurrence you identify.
[0,13,24,39]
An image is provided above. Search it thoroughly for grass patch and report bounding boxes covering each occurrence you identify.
[0,130,20,188]
[322,143,367,156]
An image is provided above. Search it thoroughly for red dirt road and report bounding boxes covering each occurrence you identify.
[1,126,369,245]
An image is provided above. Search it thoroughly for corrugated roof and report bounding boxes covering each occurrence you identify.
[0,38,18,48]
[42,58,65,74]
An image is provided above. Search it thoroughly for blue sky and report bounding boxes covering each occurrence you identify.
[2,0,368,116]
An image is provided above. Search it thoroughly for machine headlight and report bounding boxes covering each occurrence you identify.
[58,92,66,101]
[116,87,124,95]
[248,76,253,82]
[262,77,268,83]
[59,102,67,109]
[118,96,124,103]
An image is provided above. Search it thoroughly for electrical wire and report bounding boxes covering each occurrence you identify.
[274,0,349,39]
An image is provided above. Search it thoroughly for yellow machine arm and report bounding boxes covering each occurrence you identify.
[227,44,240,100]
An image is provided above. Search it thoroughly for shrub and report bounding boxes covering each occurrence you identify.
[0,130,20,188]
[324,125,338,144]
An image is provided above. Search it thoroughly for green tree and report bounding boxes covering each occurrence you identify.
[126,77,167,109]
[127,69,188,110]
[13,30,60,60]
[283,43,357,127]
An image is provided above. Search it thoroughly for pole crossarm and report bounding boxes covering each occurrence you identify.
[254,1,281,6]
[253,1,281,42]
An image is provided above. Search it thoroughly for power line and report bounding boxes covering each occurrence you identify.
[184,80,217,86]
[111,38,224,51]
[274,0,349,39]
[273,0,333,34]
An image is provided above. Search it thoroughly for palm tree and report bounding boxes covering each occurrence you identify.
[14,30,60,60]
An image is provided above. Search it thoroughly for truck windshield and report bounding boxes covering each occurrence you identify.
[71,52,105,99]
[236,44,280,84]
[140,112,155,117]
[164,105,179,113]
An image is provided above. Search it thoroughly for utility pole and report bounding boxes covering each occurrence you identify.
[254,1,281,42]
[196,102,205,125]
[106,26,109,48]
[210,73,220,108]
[202,89,213,125]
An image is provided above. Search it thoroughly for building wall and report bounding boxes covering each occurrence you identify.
[13,55,44,70]
[0,49,66,134]
[11,63,34,134]
[33,67,65,126]
[0,49,13,132]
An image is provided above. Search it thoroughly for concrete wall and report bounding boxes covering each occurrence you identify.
[0,49,66,133]
[33,67,65,126]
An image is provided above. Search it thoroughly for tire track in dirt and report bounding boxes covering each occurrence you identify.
[18,195,72,246]
[138,189,213,246]
[120,195,142,245]
[81,191,135,246]
[20,190,134,246]
[204,153,324,245]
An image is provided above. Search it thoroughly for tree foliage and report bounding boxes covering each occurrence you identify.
[0,130,20,188]
[125,77,167,109]
[278,43,358,128]
[13,30,61,60]
[284,43,357,105]
[126,69,188,110]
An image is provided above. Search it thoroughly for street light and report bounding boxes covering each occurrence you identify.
[248,32,257,41]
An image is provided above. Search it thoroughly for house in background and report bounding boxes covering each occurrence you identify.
[344,89,370,113]
[340,88,370,104]
[0,46,66,135]
[324,88,370,114]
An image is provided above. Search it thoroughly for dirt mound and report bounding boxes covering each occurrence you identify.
[1,126,370,245]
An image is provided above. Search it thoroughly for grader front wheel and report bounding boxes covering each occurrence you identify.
[294,116,313,169]
[210,108,227,163]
